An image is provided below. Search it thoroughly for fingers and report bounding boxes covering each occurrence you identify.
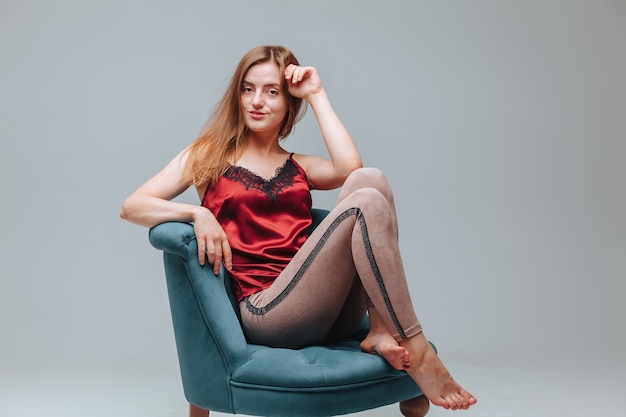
[222,240,233,272]
[197,237,206,266]
[207,241,222,275]
[192,212,231,274]
[284,64,315,83]
[197,236,232,275]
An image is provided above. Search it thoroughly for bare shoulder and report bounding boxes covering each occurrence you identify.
[168,145,192,169]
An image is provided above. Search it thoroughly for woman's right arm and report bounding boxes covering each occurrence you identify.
[120,148,231,273]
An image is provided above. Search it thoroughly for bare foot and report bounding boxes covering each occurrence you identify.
[400,333,477,410]
[361,331,411,370]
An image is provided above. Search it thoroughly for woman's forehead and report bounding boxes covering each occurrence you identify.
[244,62,282,84]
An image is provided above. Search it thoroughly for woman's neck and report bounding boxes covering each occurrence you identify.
[244,133,283,157]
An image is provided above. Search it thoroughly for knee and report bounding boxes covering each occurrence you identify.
[344,168,390,192]
[344,168,394,204]
[350,188,391,216]
[346,167,386,185]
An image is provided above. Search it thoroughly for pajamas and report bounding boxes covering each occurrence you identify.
[240,168,422,348]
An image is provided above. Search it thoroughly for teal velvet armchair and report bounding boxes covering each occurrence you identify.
[149,209,430,417]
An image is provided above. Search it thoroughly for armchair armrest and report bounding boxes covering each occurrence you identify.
[149,221,198,261]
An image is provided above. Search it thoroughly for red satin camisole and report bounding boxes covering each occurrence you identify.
[201,155,313,301]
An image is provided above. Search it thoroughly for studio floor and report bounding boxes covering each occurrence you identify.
[1,350,622,417]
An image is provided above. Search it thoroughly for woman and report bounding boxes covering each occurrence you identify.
[120,45,476,411]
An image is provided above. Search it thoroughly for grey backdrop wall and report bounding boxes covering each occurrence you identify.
[1,0,624,398]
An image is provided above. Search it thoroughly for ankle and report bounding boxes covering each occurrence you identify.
[400,333,431,358]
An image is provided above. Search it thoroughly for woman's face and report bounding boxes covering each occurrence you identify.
[241,62,289,137]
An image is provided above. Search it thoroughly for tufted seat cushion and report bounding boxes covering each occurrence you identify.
[233,337,407,391]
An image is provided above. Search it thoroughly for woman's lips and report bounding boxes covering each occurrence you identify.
[248,111,265,120]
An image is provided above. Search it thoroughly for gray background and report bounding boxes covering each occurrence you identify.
[1,1,625,416]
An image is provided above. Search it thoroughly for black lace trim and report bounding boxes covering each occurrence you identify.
[224,158,300,203]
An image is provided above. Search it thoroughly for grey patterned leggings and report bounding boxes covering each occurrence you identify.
[240,168,422,348]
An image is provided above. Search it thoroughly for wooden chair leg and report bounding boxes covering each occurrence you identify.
[189,403,209,417]
[399,395,430,417]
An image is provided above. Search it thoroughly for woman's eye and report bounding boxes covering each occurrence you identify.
[242,86,253,93]
[268,89,279,96]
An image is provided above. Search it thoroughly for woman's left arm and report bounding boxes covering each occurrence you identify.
[286,65,362,189]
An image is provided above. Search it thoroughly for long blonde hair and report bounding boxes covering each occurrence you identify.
[182,45,306,188]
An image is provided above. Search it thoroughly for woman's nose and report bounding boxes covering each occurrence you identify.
[251,92,263,107]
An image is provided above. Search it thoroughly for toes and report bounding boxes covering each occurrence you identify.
[458,389,477,409]
[438,398,451,410]
[433,393,467,411]
[452,392,471,410]
[448,399,458,410]
[401,354,411,370]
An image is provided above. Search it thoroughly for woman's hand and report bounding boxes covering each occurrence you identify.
[285,64,323,101]
[193,206,232,275]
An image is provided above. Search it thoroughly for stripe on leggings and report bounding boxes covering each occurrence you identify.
[244,207,407,339]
